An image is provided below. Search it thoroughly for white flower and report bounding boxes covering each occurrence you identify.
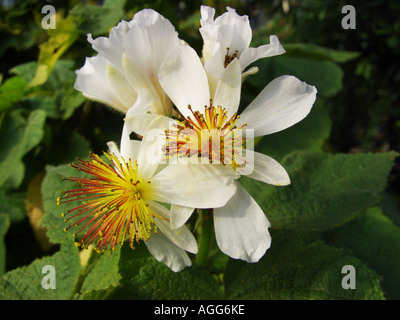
[199,5,286,96]
[74,9,189,116]
[125,51,317,263]
[73,5,317,264]
[58,121,237,272]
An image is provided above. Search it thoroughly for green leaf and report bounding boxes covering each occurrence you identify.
[43,129,90,165]
[69,1,126,37]
[224,231,385,300]
[2,161,24,190]
[108,243,222,300]
[14,60,85,120]
[28,16,78,87]
[0,109,46,188]
[110,259,223,300]
[0,191,27,224]
[0,213,10,277]
[9,61,38,83]
[283,43,360,63]
[79,246,122,298]
[117,241,154,280]
[255,99,331,162]
[0,76,27,112]
[41,163,87,246]
[240,151,398,231]
[79,241,149,299]
[326,207,400,299]
[249,55,343,98]
[0,244,80,299]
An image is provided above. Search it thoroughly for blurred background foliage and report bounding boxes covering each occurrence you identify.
[0,0,399,299]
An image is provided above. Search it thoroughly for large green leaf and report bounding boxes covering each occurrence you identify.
[79,242,150,299]
[0,109,46,188]
[241,151,398,231]
[326,207,400,299]
[110,259,223,300]
[224,231,385,300]
[0,244,80,300]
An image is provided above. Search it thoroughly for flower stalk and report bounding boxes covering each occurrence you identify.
[195,208,214,266]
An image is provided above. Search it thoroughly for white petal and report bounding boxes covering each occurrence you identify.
[119,123,141,161]
[236,150,290,186]
[239,35,286,71]
[214,182,271,262]
[74,56,127,113]
[106,141,120,160]
[147,201,198,254]
[87,20,131,70]
[170,205,195,230]
[136,119,166,179]
[200,5,216,25]
[124,9,179,75]
[238,75,317,137]
[159,42,210,118]
[214,7,252,54]
[145,230,192,272]
[199,6,217,55]
[149,163,237,209]
[201,6,252,79]
[125,111,175,137]
[199,6,219,63]
[199,6,223,82]
[106,126,141,169]
[106,64,137,108]
[203,53,225,87]
[121,54,171,116]
[213,58,241,118]
[123,9,179,116]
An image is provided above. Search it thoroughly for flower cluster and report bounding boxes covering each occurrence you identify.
[59,6,317,272]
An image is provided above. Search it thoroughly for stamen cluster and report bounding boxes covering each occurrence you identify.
[57,152,157,253]
[165,101,247,167]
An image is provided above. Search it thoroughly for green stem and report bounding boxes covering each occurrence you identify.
[195,209,213,266]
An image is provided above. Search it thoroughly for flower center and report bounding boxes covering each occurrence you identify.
[165,101,247,168]
[57,152,159,253]
[224,47,238,68]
